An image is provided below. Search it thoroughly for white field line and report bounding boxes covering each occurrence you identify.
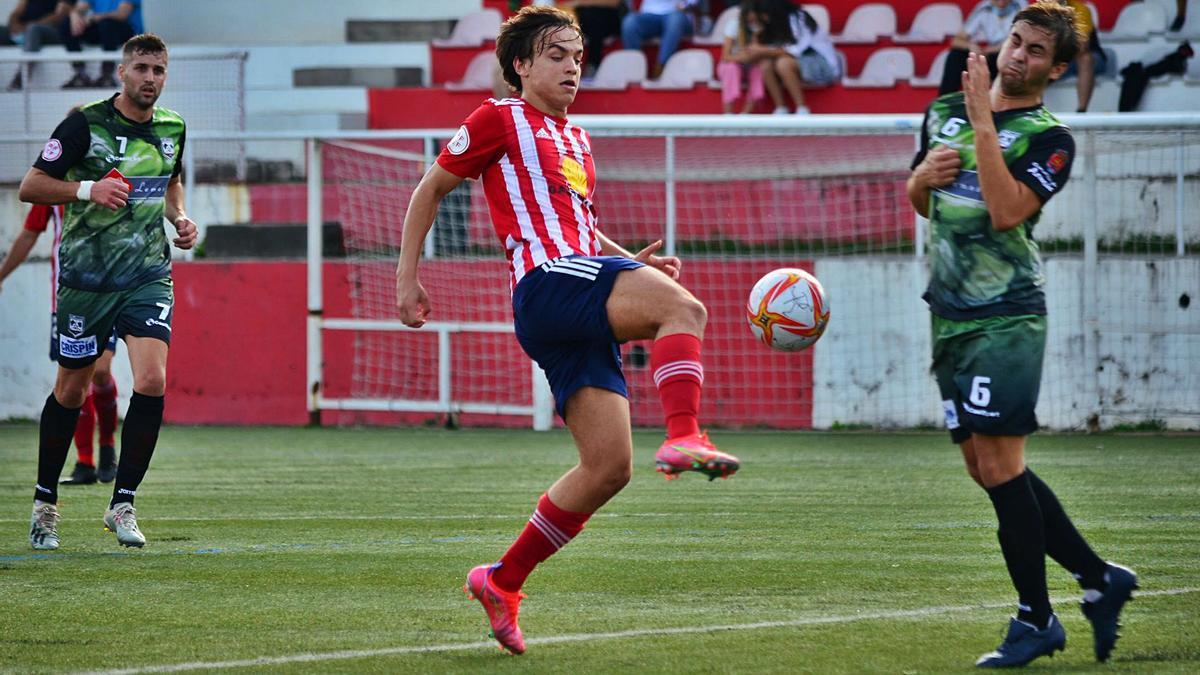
[0,512,739,523]
[79,588,1198,675]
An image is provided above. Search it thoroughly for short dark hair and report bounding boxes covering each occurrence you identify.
[122,33,168,62]
[1014,1,1082,64]
[495,6,581,93]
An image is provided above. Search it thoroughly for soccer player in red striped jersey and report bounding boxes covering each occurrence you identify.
[0,203,120,486]
[395,6,739,655]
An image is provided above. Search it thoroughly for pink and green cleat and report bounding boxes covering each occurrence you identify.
[464,562,527,655]
[654,431,740,481]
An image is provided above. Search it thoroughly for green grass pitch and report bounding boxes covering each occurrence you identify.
[1,425,1197,673]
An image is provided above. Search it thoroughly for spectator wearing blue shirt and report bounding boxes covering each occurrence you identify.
[2,0,75,90]
[60,0,143,88]
[620,0,701,79]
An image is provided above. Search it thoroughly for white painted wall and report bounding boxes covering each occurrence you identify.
[2,258,1195,428]
[0,263,134,421]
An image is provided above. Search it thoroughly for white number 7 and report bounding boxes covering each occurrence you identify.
[155,302,172,320]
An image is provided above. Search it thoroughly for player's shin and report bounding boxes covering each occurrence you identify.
[650,333,704,439]
[110,392,164,507]
[492,493,592,592]
[94,377,119,447]
[74,390,97,465]
[36,393,82,504]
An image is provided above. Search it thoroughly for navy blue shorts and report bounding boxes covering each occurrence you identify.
[512,255,645,419]
[49,312,117,362]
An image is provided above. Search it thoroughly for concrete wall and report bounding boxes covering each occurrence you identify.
[2,258,1195,429]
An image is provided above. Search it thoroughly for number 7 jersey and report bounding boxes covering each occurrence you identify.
[34,94,186,292]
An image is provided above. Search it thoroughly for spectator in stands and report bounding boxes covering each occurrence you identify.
[1058,0,1106,112]
[939,0,1028,95]
[717,0,768,114]
[620,0,702,79]
[60,0,143,88]
[559,0,627,79]
[2,0,74,91]
[751,0,840,115]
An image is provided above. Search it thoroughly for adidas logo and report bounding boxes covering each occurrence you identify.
[536,128,553,141]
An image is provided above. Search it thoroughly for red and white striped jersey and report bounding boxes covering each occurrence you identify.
[22,203,64,311]
[437,98,601,288]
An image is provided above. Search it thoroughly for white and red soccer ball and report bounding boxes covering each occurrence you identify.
[745,268,830,352]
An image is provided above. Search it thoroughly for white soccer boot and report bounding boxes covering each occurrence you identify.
[103,502,146,548]
[30,500,61,550]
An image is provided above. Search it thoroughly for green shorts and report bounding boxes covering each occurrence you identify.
[55,277,174,369]
[930,313,1046,443]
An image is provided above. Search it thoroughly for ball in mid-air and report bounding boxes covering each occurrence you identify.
[746,268,830,352]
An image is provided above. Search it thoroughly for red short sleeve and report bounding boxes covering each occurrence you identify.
[22,203,52,233]
[436,102,508,180]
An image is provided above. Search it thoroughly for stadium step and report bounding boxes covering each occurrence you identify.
[202,223,346,259]
[293,66,424,88]
[346,19,455,43]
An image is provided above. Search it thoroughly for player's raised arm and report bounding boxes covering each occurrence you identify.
[395,163,467,328]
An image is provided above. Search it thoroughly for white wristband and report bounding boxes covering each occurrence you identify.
[76,180,94,202]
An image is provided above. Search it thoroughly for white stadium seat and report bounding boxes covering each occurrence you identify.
[432,9,502,47]
[802,4,831,35]
[445,50,495,91]
[586,50,647,90]
[833,3,897,44]
[1102,2,1169,42]
[642,49,714,89]
[841,47,915,88]
[894,3,963,43]
[910,48,950,88]
[694,6,739,46]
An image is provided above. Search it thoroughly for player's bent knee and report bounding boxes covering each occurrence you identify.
[133,372,167,397]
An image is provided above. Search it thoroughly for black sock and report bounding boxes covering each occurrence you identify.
[35,394,82,504]
[111,392,164,507]
[1027,468,1108,592]
[986,471,1052,629]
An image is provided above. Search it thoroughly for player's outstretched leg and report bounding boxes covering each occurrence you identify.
[649,335,739,480]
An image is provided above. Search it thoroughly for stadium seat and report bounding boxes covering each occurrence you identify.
[1187,52,1200,81]
[432,9,502,47]
[910,48,949,88]
[445,50,495,90]
[833,4,897,44]
[587,49,647,90]
[893,3,962,44]
[1102,2,1169,42]
[841,47,915,87]
[803,4,831,35]
[694,6,739,46]
[642,48,714,89]
[1177,0,1200,37]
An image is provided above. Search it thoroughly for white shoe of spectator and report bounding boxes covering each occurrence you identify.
[772,106,789,115]
[794,106,811,115]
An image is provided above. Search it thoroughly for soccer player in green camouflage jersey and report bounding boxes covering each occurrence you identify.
[19,33,197,550]
[908,1,1137,668]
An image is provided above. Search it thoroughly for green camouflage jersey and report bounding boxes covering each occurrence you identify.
[34,94,186,292]
[911,92,1074,320]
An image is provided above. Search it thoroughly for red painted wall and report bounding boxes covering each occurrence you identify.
[166,259,822,428]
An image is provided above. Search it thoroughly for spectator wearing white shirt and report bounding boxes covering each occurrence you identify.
[939,0,1027,94]
[742,0,840,114]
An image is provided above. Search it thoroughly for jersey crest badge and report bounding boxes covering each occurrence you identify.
[160,137,176,160]
[68,314,85,337]
[448,125,470,155]
[41,139,63,162]
[1047,149,1068,174]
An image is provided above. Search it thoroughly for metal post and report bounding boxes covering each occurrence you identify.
[423,136,436,260]
[183,139,196,261]
[913,130,925,259]
[532,363,553,431]
[306,139,324,425]
[1081,130,1101,429]
[1177,132,1186,257]
[664,134,676,256]
[438,329,452,411]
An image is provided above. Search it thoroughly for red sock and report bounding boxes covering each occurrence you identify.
[651,333,703,438]
[492,493,592,593]
[93,377,119,446]
[74,390,96,466]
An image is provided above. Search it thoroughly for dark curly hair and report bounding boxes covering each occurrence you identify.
[122,33,168,62]
[495,6,581,93]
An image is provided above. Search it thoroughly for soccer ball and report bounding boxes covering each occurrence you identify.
[745,268,830,352]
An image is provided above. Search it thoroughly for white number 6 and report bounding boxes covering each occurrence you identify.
[969,376,992,407]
